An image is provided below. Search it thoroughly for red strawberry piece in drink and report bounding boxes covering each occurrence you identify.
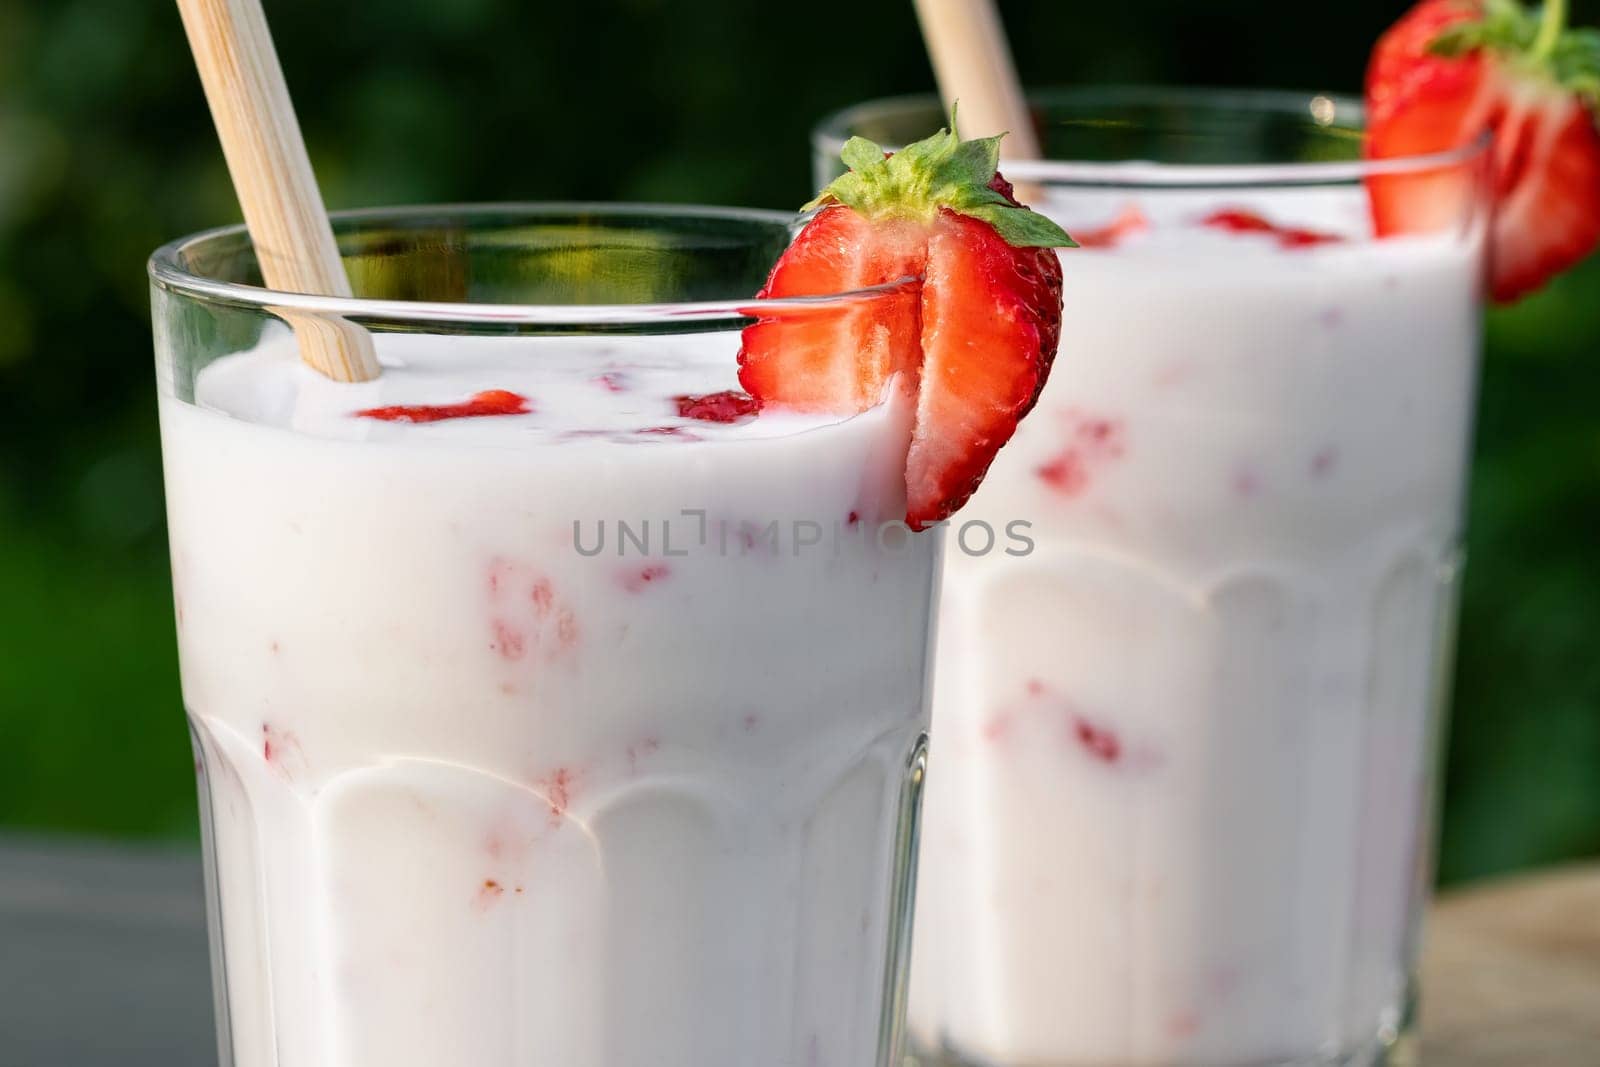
[738,119,1073,529]
[355,389,530,423]
[1071,715,1123,764]
[490,619,526,661]
[1074,203,1151,248]
[537,767,578,824]
[675,391,760,423]
[1199,209,1343,248]
[1036,410,1126,497]
[619,564,672,593]
[261,723,306,780]
[486,561,580,662]
[1365,0,1600,301]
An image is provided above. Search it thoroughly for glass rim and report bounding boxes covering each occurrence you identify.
[148,202,916,326]
[813,85,1493,188]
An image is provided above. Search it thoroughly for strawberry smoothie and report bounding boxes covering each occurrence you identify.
[906,183,1486,1065]
[159,324,939,1067]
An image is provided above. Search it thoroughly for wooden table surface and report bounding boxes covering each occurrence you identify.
[1420,864,1600,1065]
[1,835,1596,1065]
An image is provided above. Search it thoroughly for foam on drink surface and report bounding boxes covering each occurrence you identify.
[194,326,831,443]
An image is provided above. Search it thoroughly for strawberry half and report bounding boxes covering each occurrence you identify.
[1365,0,1600,301]
[738,123,1072,530]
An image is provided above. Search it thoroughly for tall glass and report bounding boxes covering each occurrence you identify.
[148,205,940,1067]
[815,89,1491,1066]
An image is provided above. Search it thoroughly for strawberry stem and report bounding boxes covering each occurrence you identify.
[808,124,1075,249]
[1530,0,1567,63]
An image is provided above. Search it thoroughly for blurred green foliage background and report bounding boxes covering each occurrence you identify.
[0,0,1595,884]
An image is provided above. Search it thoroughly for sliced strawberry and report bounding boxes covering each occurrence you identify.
[1365,0,1600,302]
[911,213,1062,524]
[735,208,923,411]
[1490,100,1600,296]
[738,121,1072,529]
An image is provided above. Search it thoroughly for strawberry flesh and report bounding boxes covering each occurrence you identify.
[1200,209,1343,248]
[675,391,761,423]
[909,212,1062,524]
[736,207,923,413]
[355,390,530,423]
[1483,96,1600,300]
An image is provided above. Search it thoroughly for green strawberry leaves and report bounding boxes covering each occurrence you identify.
[1428,0,1536,56]
[808,112,1076,250]
[1551,28,1600,105]
[838,137,890,174]
[961,200,1083,248]
[1429,0,1600,107]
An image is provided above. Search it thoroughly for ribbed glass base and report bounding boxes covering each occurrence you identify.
[906,988,1418,1067]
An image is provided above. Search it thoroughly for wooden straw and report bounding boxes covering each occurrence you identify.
[913,0,1041,198]
[175,0,380,382]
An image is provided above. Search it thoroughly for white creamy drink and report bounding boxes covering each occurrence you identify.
[160,328,938,1067]
[909,190,1483,1064]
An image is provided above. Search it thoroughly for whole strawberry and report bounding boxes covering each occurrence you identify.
[1366,0,1600,301]
[738,121,1073,530]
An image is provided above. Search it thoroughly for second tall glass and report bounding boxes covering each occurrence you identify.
[816,89,1490,1066]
